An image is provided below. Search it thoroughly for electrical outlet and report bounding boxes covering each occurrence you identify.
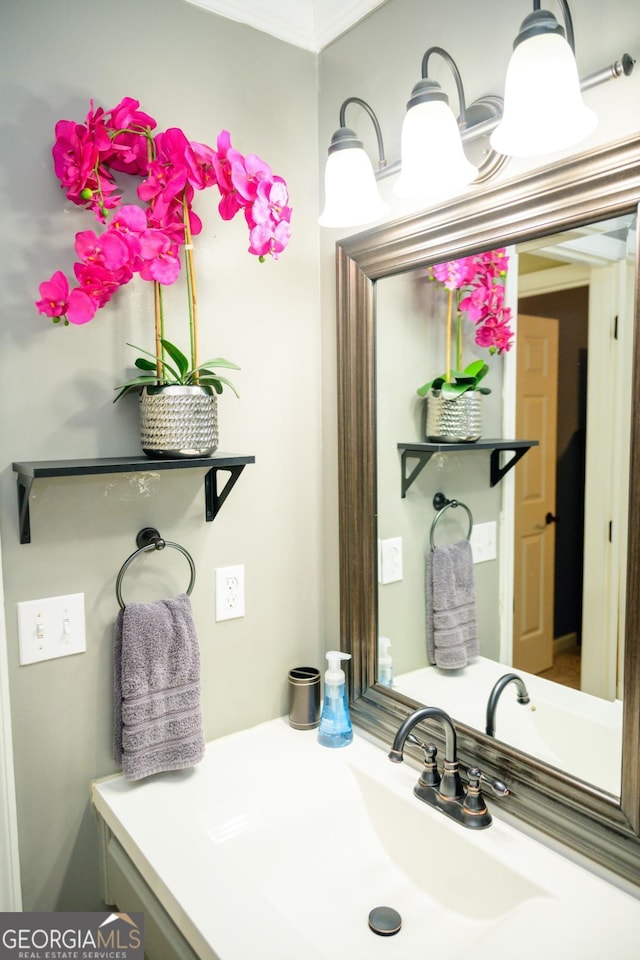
[17,593,86,665]
[215,564,245,621]
[379,537,403,584]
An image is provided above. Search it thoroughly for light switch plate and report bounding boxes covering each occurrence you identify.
[470,522,497,564]
[17,593,86,665]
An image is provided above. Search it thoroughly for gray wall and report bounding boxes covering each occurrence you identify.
[1,0,321,911]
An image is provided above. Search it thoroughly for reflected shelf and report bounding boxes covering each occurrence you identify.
[398,440,538,497]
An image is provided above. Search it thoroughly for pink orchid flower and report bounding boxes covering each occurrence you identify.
[106,97,156,176]
[249,219,292,259]
[36,270,97,325]
[185,140,218,191]
[432,257,476,291]
[74,261,128,308]
[74,229,130,272]
[475,308,514,354]
[138,229,181,285]
[38,100,292,330]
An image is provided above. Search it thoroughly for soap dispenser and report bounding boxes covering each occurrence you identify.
[378,636,393,688]
[317,651,353,748]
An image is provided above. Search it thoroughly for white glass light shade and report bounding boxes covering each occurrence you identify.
[393,99,477,200]
[319,146,389,228]
[490,32,597,157]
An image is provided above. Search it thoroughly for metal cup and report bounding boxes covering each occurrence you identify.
[287,667,321,729]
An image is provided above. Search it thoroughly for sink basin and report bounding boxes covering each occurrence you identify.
[93,718,640,960]
[204,748,545,959]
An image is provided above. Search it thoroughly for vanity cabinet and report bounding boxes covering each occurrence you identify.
[97,817,206,960]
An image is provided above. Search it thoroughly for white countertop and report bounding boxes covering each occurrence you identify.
[93,718,640,960]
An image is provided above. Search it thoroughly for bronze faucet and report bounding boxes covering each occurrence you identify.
[389,705,508,829]
[486,673,531,738]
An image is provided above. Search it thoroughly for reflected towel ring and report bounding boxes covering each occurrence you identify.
[430,493,474,550]
[116,527,196,610]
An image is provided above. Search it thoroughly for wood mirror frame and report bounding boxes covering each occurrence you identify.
[336,133,640,886]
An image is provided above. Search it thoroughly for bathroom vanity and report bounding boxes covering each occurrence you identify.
[92,718,640,960]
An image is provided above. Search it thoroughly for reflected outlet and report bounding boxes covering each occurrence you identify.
[379,537,403,584]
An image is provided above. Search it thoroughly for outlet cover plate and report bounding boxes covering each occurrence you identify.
[215,564,245,621]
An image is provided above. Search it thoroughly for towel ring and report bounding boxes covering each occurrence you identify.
[116,527,196,610]
[430,493,473,551]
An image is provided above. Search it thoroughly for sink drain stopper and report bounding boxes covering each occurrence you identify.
[368,906,402,936]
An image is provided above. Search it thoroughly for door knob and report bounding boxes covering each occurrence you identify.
[545,512,559,525]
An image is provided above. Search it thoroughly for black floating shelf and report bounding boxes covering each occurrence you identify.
[397,439,538,497]
[12,453,255,544]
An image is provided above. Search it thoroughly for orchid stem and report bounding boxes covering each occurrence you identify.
[456,292,462,372]
[446,288,453,382]
[182,199,199,380]
[153,282,164,380]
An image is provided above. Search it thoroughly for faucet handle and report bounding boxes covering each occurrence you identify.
[467,767,510,797]
[407,736,441,788]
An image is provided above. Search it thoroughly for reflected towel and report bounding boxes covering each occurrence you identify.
[426,540,478,670]
[113,593,205,781]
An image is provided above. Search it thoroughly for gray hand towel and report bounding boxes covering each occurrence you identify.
[426,540,479,670]
[113,593,205,781]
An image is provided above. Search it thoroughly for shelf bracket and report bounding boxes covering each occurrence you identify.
[489,446,530,487]
[204,464,247,521]
[16,474,33,545]
[400,449,435,498]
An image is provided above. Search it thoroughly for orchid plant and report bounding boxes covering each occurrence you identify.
[417,249,514,399]
[35,96,292,397]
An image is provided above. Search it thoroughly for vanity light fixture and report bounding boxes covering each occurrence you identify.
[490,0,597,157]
[318,97,390,228]
[319,0,634,228]
[394,47,478,201]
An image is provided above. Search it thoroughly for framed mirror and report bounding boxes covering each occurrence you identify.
[337,133,640,885]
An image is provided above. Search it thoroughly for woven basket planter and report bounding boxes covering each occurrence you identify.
[140,384,219,458]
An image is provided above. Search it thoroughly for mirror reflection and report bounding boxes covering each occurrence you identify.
[376,213,637,796]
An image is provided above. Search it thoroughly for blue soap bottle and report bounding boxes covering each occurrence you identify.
[317,651,353,748]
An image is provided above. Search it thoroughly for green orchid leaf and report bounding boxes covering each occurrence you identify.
[134,357,158,372]
[194,357,241,373]
[462,358,487,377]
[125,343,181,383]
[112,374,160,403]
[440,380,467,398]
[450,371,477,384]
[198,374,240,398]
[117,342,240,400]
[417,375,445,396]
[160,338,189,379]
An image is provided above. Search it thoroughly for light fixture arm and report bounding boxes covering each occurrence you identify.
[421,46,468,124]
[338,97,387,170]
[533,0,575,51]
